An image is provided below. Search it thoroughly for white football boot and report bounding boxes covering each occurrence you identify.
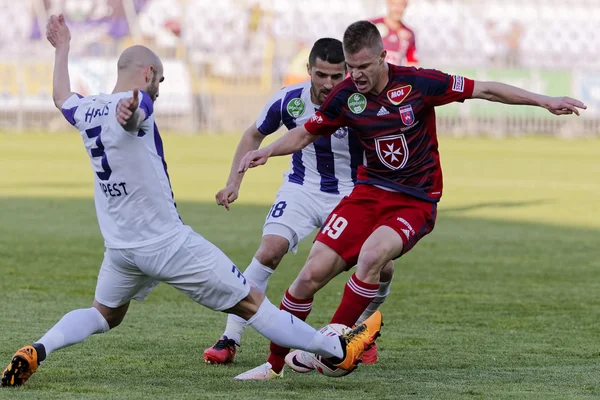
[234,362,283,380]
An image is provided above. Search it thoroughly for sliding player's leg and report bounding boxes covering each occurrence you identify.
[2,248,157,387]
[229,288,382,380]
[162,228,381,380]
[235,241,349,380]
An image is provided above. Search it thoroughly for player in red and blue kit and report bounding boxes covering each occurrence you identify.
[370,0,418,66]
[239,20,586,373]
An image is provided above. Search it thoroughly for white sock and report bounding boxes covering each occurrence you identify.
[36,307,110,356]
[244,257,275,293]
[356,280,392,325]
[247,298,343,359]
[222,258,274,345]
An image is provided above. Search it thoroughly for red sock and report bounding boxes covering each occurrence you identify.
[267,289,313,373]
[330,273,379,327]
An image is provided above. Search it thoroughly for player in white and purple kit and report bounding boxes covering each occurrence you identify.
[204,38,395,379]
[1,16,383,388]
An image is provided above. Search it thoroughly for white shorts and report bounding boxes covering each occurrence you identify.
[95,226,250,310]
[263,183,347,252]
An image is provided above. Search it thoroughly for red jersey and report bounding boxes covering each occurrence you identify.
[304,64,474,203]
[370,17,418,66]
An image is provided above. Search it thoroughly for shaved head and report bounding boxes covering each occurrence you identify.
[116,45,164,101]
[117,45,162,72]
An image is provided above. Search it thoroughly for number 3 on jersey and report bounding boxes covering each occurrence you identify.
[85,126,112,181]
[322,213,348,239]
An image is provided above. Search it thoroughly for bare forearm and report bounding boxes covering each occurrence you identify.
[52,46,73,109]
[263,127,315,158]
[472,81,548,107]
[227,128,264,186]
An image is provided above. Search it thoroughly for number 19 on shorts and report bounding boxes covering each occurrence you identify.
[321,213,348,239]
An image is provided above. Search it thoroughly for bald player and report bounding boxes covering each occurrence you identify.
[0,15,383,387]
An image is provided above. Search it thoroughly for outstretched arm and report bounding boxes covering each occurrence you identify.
[238,125,317,173]
[47,14,75,109]
[472,81,587,116]
[215,123,266,210]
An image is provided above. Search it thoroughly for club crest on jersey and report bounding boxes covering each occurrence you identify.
[286,98,305,118]
[375,134,409,170]
[399,105,415,126]
[348,93,367,114]
[387,85,411,105]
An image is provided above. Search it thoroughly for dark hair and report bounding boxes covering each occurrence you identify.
[308,38,345,66]
[343,20,384,55]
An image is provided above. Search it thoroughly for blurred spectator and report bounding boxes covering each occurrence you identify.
[370,0,418,66]
[505,21,523,67]
[27,0,150,56]
[137,0,182,56]
[483,19,523,68]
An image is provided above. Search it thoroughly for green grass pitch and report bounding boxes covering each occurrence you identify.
[0,132,599,399]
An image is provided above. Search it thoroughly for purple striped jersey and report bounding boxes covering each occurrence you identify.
[60,91,183,249]
[256,81,363,195]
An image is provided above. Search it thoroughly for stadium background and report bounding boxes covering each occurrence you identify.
[1,0,599,136]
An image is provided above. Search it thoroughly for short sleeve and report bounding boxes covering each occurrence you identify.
[61,93,84,127]
[416,69,475,107]
[138,90,154,121]
[255,89,285,135]
[304,90,346,136]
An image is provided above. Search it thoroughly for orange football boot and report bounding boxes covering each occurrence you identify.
[1,345,39,387]
[332,310,383,371]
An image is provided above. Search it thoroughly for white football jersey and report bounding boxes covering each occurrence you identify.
[256,81,363,196]
[61,91,183,249]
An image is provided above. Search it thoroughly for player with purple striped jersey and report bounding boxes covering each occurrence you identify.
[204,38,395,379]
[1,16,383,388]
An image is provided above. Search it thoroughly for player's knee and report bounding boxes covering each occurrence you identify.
[93,300,128,330]
[95,309,124,330]
[292,267,323,298]
[358,248,389,272]
[227,287,264,320]
[379,260,395,282]
[255,236,289,269]
[105,315,123,329]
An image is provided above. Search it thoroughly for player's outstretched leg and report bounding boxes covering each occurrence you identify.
[234,290,313,380]
[285,310,383,374]
[203,236,289,364]
[234,242,348,379]
[227,289,382,380]
[2,303,124,387]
